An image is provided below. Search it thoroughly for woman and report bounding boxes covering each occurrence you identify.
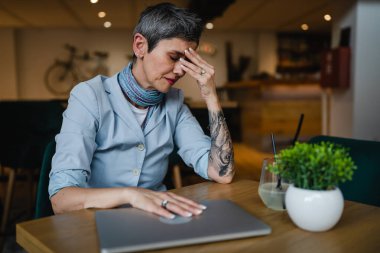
[49,2,234,219]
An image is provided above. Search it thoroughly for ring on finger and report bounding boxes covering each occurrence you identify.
[161,199,169,209]
[200,69,206,76]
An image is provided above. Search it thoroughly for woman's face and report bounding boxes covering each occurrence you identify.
[133,37,197,93]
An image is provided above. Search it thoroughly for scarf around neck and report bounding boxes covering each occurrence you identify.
[118,62,164,107]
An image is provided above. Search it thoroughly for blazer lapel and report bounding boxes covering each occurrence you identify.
[143,102,165,136]
[104,75,145,141]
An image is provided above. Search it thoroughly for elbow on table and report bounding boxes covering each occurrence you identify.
[50,188,84,214]
[210,168,235,184]
[51,195,65,214]
[215,176,233,184]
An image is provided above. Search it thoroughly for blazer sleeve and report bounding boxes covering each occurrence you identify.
[172,90,211,180]
[49,82,100,196]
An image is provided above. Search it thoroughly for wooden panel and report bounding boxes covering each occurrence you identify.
[223,83,322,151]
[233,143,271,181]
[256,99,321,134]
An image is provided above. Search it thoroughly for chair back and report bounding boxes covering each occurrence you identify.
[35,140,56,218]
[0,100,64,170]
[309,135,380,207]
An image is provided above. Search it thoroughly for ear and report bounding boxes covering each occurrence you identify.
[133,33,148,59]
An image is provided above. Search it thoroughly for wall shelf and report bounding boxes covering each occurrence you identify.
[276,33,331,75]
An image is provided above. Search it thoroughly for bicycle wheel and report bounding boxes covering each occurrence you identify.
[45,63,77,96]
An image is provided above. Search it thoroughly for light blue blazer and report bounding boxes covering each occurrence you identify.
[48,73,210,197]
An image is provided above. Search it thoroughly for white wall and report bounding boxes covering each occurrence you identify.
[352,1,380,141]
[330,0,380,141]
[0,28,267,101]
[257,32,277,75]
[329,0,356,138]
[15,28,132,99]
[0,29,18,99]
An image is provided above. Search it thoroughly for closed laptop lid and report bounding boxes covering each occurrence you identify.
[95,199,271,253]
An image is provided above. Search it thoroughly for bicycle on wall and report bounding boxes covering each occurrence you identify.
[45,44,109,96]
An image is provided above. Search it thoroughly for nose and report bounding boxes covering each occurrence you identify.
[173,61,185,77]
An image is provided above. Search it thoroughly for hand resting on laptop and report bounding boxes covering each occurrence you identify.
[51,186,206,219]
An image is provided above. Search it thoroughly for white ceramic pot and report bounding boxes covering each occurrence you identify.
[285,184,344,232]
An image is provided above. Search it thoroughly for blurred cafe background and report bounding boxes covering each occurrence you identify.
[0,0,379,251]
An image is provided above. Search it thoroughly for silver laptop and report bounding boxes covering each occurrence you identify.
[95,199,271,253]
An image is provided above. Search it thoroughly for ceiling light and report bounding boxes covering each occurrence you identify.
[301,24,309,31]
[98,11,106,18]
[205,22,214,30]
[324,14,332,21]
[104,21,112,28]
[90,0,98,3]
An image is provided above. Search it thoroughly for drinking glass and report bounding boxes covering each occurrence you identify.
[258,157,288,211]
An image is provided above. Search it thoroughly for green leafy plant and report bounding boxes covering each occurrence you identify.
[268,142,357,190]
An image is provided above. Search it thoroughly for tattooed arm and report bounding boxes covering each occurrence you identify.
[180,47,235,183]
[207,109,235,183]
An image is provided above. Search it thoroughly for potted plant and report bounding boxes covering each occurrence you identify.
[268,142,357,232]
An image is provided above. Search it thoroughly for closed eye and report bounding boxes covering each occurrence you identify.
[170,56,180,61]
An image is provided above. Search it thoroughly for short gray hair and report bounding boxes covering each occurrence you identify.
[133,2,203,54]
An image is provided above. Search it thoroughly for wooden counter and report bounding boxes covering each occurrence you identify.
[218,81,322,151]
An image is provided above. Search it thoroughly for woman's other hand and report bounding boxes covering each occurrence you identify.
[127,187,206,219]
[179,48,217,102]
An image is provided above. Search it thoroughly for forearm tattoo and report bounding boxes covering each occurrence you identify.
[209,111,234,177]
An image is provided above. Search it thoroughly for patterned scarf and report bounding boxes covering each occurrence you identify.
[118,62,164,129]
[118,63,164,107]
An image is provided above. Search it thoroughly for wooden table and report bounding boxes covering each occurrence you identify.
[17,180,380,253]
